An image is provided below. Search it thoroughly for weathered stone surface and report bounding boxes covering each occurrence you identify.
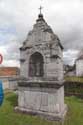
[20,13,63,81]
[17,13,67,120]
[17,86,66,120]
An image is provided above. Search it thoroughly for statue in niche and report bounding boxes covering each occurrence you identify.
[29,52,44,77]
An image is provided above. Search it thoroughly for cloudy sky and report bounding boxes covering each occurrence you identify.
[0,0,83,67]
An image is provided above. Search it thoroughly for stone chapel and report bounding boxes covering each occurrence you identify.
[16,11,67,120]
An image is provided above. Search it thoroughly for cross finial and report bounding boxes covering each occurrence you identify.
[39,6,43,14]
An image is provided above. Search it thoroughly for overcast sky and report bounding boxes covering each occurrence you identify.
[0,0,83,67]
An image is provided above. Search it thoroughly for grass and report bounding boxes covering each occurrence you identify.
[0,92,83,125]
[65,76,83,83]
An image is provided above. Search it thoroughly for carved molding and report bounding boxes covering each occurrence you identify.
[20,59,26,63]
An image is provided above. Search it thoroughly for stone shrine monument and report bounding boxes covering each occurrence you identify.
[16,9,67,120]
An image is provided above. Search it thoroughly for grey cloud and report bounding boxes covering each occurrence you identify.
[63,49,78,65]
[0,0,83,66]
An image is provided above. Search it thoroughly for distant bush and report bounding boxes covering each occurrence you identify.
[64,77,83,98]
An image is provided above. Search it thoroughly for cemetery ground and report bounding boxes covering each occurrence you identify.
[0,90,83,125]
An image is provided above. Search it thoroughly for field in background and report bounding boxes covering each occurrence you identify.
[65,76,83,83]
[64,76,83,97]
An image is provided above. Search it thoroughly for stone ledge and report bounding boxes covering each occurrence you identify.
[15,104,67,121]
[18,81,64,89]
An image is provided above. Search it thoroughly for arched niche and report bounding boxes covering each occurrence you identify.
[29,52,44,77]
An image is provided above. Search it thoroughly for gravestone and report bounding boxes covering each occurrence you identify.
[15,12,67,120]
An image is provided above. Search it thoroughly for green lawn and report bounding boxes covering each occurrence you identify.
[65,76,83,83]
[0,92,83,125]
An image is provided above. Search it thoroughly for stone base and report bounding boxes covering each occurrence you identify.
[17,83,67,121]
[15,104,67,121]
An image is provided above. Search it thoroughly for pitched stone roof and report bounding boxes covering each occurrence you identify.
[20,13,63,50]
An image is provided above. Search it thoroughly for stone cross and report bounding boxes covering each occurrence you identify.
[39,6,43,14]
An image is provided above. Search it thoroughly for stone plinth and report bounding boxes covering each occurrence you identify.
[15,80,67,120]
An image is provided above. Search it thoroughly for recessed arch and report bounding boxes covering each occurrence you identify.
[29,52,44,77]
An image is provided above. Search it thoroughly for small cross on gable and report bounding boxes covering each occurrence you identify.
[39,6,43,14]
